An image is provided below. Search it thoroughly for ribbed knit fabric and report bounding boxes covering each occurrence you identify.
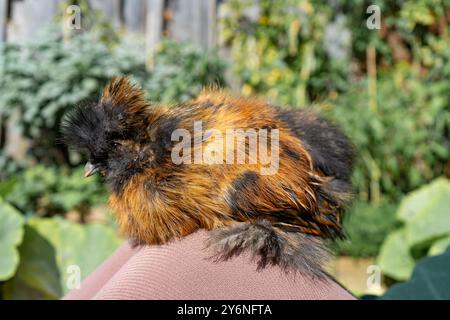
[63,230,355,300]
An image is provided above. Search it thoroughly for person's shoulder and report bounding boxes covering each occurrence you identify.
[93,231,355,300]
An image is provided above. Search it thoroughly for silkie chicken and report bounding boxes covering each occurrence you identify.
[62,77,354,277]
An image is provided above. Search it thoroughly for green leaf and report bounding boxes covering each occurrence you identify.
[0,177,17,197]
[382,248,450,299]
[4,217,121,299]
[0,198,25,281]
[428,236,450,256]
[396,179,444,223]
[3,225,62,299]
[400,178,450,248]
[377,229,415,281]
[334,199,398,257]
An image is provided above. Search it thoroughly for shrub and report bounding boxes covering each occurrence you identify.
[377,178,450,281]
[0,27,133,165]
[144,39,226,103]
[220,0,349,106]
[0,150,23,182]
[381,247,450,299]
[325,67,450,202]
[0,213,121,299]
[0,164,119,299]
[3,165,106,217]
[334,199,399,257]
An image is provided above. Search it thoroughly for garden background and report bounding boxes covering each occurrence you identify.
[0,0,449,299]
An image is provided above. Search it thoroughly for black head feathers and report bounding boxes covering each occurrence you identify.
[61,77,149,149]
[61,76,154,180]
[100,76,149,117]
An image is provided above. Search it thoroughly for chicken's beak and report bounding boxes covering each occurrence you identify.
[84,162,98,177]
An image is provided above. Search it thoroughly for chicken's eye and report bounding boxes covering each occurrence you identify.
[113,142,122,148]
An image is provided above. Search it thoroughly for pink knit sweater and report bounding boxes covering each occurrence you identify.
[64,230,354,300]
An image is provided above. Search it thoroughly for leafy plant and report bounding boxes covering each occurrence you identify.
[144,39,227,103]
[0,199,25,281]
[338,0,450,68]
[0,151,24,182]
[0,165,119,299]
[220,0,349,106]
[382,247,450,300]
[4,165,106,218]
[325,67,450,203]
[334,199,399,258]
[377,178,450,281]
[3,217,121,299]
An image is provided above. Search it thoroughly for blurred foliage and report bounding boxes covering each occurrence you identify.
[220,0,349,106]
[377,178,450,281]
[3,217,120,299]
[0,26,226,166]
[0,150,23,184]
[325,66,450,202]
[0,26,141,165]
[221,0,450,104]
[0,165,119,299]
[382,247,450,300]
[334,199,399,257]
[343,0,450,71]
[144,39,227,103]
[0,199,24,281]
[3,165,106,218]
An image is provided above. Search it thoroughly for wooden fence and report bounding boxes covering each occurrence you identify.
[0,0,219,50]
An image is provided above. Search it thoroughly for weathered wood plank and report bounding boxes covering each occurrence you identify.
[0,0,7,42]
[89,0,122,29]
[7,0,59,41]
[198,0,217,48]
[145,0,164,67]
[168,0,217,49]
[4,0,219,49]
[123,0,146,34]
[206,0,217,49]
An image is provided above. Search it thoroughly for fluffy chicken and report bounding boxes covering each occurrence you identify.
[62,77,353,277]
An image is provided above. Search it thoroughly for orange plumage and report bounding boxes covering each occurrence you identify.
[62,77,354,275]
